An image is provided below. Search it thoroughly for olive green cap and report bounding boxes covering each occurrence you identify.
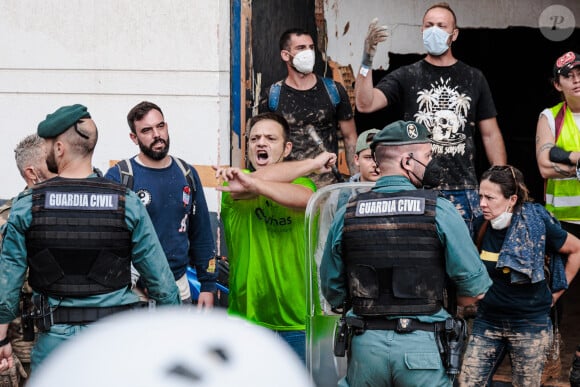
[371,120,431,150]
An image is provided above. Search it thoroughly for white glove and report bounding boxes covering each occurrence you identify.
[362,18,389,67]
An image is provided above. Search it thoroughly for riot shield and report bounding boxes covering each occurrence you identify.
[305,182,374,387]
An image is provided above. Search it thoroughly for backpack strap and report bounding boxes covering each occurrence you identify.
[172,157,197,215]
[116,159,134,190]
[268,77,340,111]
[554,102,567,142]
[321,76,341,107]
[172,157,196,194]
[268,80,284,111]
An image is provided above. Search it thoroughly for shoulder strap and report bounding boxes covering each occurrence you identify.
[321,77,341,107]
[554,102,567,142]
[116,159,134,190]
[173,157,196,193]
[475,220,489,252]
[269,78,340,111]
[268,80,284,111]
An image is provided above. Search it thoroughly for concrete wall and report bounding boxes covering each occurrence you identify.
[324,0,580,70]
[0,0,230,211]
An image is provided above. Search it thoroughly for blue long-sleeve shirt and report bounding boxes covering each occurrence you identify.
[105,157,217,291]
[320,175,492,322]
[0,177,180,323]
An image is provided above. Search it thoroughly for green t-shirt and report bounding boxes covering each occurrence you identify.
[221,175,316,330]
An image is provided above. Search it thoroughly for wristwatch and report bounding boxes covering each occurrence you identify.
[0,336,10,347]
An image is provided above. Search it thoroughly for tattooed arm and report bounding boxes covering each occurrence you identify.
[535,114,577,179]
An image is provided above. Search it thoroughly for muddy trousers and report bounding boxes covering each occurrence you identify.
[458,315,551,387]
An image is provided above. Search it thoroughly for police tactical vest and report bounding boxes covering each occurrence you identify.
[341,189,445,316]
[26,177,132,297]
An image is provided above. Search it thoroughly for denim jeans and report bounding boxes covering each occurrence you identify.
[275,329,306,365]
[440,189,481,237]
[459,316,552,387]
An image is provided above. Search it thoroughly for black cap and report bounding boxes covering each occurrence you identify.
[554,51,580,78]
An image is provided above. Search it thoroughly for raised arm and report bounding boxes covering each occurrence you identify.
[354,18,389,113]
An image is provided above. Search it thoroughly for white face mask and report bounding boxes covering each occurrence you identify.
[490,207,513,230]
[422,26,451,56]
[292,49,315,74]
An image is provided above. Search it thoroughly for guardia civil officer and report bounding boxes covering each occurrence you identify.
[320,120,492,387]
[0,104,180,372]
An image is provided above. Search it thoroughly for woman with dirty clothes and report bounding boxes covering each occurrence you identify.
[459,165,580,387]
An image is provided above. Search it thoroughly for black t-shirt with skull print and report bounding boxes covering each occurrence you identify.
[376,59,497,190]
[259,75,353,188]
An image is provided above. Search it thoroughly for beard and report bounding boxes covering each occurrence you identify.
[138,137,170,161]
[46,150,58,174]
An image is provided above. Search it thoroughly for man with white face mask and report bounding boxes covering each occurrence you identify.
[355,2,506,236]
[259,28,357,188]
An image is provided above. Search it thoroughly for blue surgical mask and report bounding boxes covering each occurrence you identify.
[422,26,451,56]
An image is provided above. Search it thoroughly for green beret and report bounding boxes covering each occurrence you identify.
[37,104,91,138]
[371,120,431,149]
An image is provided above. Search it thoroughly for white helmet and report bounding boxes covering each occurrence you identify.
[28,308,313,387]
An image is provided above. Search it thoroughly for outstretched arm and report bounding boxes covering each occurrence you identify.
[217,168,314,209]
[214,151,336,184]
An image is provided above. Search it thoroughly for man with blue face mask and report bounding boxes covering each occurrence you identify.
[355,2,507,236]
[259,28,358,188]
